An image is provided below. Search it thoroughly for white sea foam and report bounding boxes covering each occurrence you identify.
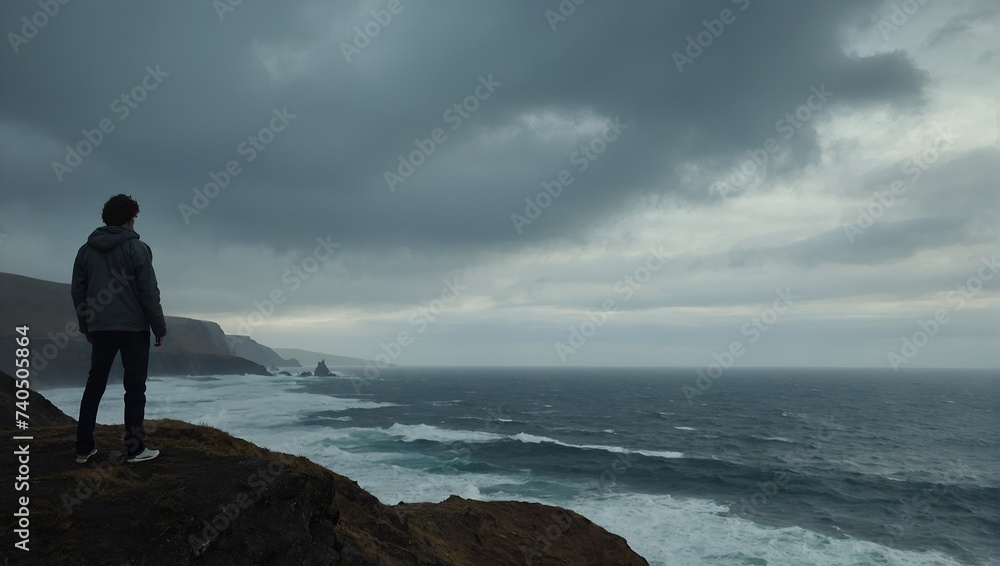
[321,423,688,460]
[40,373,397,430]
[381,423,506,444]
[262,425,529,504]
[632,448,685,459]
[563,492,967,566]
[511,432,684,459]
[674,426,696,431]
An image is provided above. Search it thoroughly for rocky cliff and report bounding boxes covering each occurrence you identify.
[0,272,271,385]
[0,371,648,565]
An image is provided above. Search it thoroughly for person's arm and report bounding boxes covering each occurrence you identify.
[70,247,91,337]
[133,241,167,341]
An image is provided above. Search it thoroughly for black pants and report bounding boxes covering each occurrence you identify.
[76,330,150,457]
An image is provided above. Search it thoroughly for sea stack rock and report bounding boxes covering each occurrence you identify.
[314,359,333,376]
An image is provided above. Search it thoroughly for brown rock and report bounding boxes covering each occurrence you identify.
[335,491,649,565]
[0,419,344,565]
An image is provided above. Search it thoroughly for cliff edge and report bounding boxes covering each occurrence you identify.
[0,372,648,565]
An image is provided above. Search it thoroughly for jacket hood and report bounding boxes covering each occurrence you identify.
[87,226,139,251]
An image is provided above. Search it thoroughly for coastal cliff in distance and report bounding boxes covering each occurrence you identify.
[225,334,300,369]
[0,272,270,386]
[0,371,649,565]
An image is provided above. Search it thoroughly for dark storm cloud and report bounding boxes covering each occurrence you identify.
[0,0,928,256]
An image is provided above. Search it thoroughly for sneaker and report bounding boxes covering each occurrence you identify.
[126,447,160,463]
[76,448,97,464]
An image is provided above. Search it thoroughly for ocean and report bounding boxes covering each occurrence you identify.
[41,367,999,565]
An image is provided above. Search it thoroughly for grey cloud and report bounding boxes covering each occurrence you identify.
[924,0,1000,48]
[0,0,929,256]
[728,215,972,267]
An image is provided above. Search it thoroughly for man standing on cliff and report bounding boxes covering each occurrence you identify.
[71,194,166,464]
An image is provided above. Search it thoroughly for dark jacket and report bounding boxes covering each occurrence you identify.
[71,226,167,337]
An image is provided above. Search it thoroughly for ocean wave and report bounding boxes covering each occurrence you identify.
[372,423,685,460]
[567,492,969,566]
[751,435,792,443]
[382,423,506,444]
[510,432,684,460]
[674,426,697,431]
[424,460,500,475]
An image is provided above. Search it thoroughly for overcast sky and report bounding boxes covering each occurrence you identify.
[1,0,997,368]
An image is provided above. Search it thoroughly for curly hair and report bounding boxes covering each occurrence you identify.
[101,194,140,226]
